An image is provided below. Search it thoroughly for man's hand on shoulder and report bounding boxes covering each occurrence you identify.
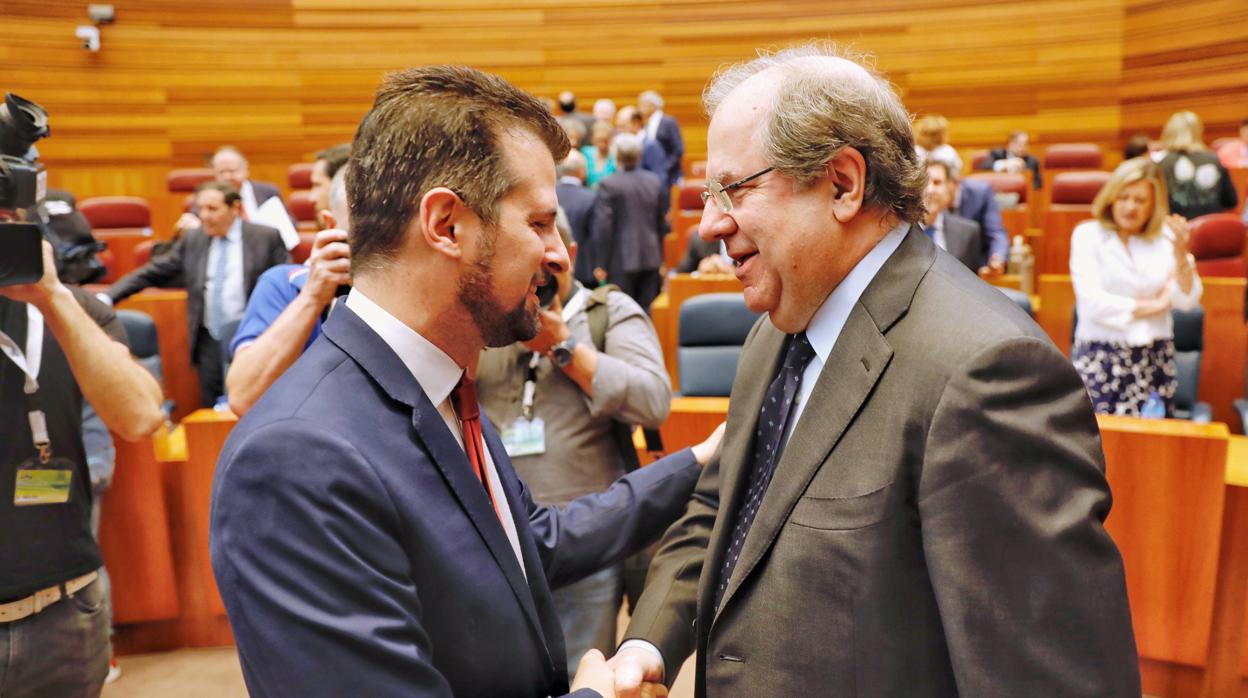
[691,422,725,467]
[301,228,351,309]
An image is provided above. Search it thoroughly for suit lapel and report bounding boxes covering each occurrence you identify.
[696,324,786,621]
[322,308,552,665]
[713,227,934,620]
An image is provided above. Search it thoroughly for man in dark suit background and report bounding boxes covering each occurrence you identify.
[106,181,288,406]
[923,159,986,272]
[616,105,669,186]
[175,145,290,239]
[209,64,723,698]
[978,130,1042,189]
[591,133,668,311]
[946,166,1008,273]
[638,90,684,187]
[609,43,1138,697]
[556,149,598,287]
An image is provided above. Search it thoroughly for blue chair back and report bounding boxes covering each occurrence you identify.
[117,309,161,380]
[1171,306,1206,420]
[677,293,761,396]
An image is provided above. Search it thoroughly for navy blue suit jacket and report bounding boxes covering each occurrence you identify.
[209,305,701,697]
[953,178,1009,265]
[557,181,598,286]
[651,114,684,187]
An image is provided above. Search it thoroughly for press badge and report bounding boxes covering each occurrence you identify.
[14,460,74,506]
[501,417,546,457]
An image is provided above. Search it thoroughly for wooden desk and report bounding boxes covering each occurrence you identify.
[1038,275,1247,431]
[663,274,742,389]
[658,396,730,455]
[98,432,179,626]
[1037,205,1093,275]
[114,409,237,654]
[95,228,154,283]
[114,289,201,422]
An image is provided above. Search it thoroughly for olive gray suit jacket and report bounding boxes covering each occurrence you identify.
[624,228,1139,697]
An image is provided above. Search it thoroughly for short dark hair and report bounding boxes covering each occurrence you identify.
[316,143,352,180]
[347,65,570,272]
[195,180,241,207]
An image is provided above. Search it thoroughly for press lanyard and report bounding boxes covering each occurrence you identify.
[521,286,588,420]
[0,305,51,462]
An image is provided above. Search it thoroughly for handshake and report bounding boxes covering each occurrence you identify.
[571,646,669,698]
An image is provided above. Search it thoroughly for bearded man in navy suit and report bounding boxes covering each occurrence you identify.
[210,65,722,698]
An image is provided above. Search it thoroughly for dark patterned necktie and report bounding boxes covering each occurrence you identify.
[715,332,817,610]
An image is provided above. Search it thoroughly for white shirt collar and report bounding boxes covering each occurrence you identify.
[344,288,463,405]
[804,221,909,365]
[223,217,242,242]
[559,175,583,186]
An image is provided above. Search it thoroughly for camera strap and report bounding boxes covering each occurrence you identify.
[0,304,52,461]
[520,286,588,420]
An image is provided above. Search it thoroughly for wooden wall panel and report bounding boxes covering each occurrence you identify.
[2,0,1244,234]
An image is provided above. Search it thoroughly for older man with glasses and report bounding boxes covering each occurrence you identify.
[609,43,1140,698]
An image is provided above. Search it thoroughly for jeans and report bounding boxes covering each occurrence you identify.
[0,575,111,698]
[551,564,622,672]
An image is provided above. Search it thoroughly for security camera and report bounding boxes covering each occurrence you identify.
[88,4,115,24]
[75,25,100,52]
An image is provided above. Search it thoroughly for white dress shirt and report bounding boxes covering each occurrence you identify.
[1070,219,1202,346]
[621,221,909,672]
[202,218,247,331]
[645,110,663,142]
[344,289,527,578]
[240,180,259,220]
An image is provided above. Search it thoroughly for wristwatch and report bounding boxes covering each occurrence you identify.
[550,335,579,367]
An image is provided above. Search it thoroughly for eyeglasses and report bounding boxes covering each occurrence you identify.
[701,166,774,213]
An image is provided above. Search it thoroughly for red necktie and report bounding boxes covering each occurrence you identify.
[450,374,503,523]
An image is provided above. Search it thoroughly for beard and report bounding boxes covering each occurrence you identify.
[457,226,549,347]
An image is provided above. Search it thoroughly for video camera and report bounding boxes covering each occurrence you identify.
[1,92,105,287]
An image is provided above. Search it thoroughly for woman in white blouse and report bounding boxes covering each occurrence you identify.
[1070,157,1201,417]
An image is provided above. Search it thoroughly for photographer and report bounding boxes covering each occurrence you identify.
[1,239,164,697]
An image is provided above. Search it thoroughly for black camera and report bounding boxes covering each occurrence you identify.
[0,93,49,212]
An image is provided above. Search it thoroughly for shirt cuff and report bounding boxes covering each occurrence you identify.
[617,639,666,682]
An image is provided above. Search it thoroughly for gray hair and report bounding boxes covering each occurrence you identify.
[704,42,926,224]
[613,133,643,170]
[556,149,587,179]
[638,90,664,109]
[328,164,350,229]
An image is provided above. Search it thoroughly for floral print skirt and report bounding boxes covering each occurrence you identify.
[1071,338,1177,417]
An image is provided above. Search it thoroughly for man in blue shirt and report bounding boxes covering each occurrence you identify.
[225,167,351,415]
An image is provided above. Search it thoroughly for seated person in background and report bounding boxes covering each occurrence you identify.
[591,133,668,312]
[106,182,289,407]
[1070,157,1201,417]
[940,155,1008,273]
[923,159,986,272]
[555,150,598,288]
[177,145,289,233]
[226,167,351,416]
[477,209,673,672]
[676,231,732,274]
[980,130,1042,189]
[1216,117,1248,168]
[309,143,351,229]
[1156,110,1238,219]
[913,114,962,173]
[581,120,617,189]
[1,239,163,698]
[615,105,669,186]
[1123,134,1153,160]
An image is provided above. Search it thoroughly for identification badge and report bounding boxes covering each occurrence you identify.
[501,417,546,457]
[14,459,74,506]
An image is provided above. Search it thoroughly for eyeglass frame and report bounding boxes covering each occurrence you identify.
[700,166,775,213]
